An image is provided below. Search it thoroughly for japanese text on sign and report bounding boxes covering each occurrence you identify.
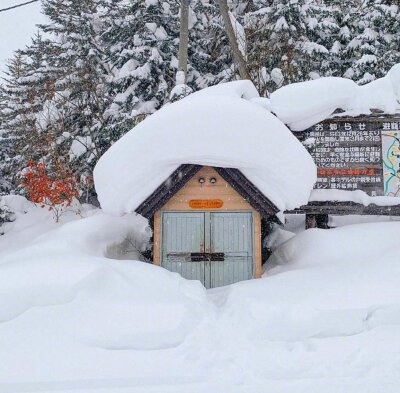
[297,120,400,196]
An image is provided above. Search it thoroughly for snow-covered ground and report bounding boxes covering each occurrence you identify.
[1,198,399,393]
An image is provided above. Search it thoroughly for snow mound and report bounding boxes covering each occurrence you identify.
[1,205,400,388]
[271,63,400,131]
[0,194,32,213]
[270,77,357,131]
[94,80,316,214]
[0,212,209,352]
[268,222,400,278]
[220,222,400,343]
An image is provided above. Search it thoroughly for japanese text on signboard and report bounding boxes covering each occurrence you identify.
[296,119,400,197]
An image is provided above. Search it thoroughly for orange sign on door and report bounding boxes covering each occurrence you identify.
[189,199,223,209]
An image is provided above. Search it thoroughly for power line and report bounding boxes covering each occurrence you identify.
[0,0,39,13]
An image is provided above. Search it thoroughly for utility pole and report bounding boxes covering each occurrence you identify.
[216,0,251,81]
[177,0,189,83]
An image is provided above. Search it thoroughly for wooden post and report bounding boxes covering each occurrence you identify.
[305,214,317,229]
[317,214,329,229]
[178,0,189,82]
[305,213,329,229]
[153,211,161,265]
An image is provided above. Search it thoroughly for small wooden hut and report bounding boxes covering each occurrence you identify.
[136,165,279,289]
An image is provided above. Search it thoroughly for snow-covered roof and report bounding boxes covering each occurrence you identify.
[94,81,316,215]
[270,63,400,131]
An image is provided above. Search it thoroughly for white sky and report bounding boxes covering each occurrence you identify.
[0,0,46,78]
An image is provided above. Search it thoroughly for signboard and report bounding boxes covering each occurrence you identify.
[189,199,224,209]
[296,118,400,197]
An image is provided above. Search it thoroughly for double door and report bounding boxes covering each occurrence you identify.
[161,211,254,289]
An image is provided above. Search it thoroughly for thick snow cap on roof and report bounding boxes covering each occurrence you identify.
[271,63,400,131]
[94,80,316,215]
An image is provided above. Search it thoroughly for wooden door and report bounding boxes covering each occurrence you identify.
[210,212,254,287]
[161,212,205,284]
[161,211,254,288]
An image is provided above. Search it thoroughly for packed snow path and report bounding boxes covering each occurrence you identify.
[0,201,399,393]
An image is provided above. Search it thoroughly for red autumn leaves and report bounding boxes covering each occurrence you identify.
[22,161,79,221]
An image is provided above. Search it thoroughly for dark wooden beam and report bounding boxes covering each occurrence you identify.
[214,167,279,218]
[136,164,280,219]
[135,164,202,218]
[286,201,400,216]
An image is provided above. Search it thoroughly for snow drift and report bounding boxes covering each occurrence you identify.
[271,63,400,131]
[94,80,316,214]
[223,222,400,343]
[0,210,210,354]
[1,205,400,390]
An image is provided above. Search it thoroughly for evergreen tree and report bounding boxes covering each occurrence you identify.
[320,0,354,78]
[347,0,400,84]
[102,0,179,137]
[189,0,234,89]
[39,0,111,202]
[102,0,233,137]
[0,86,13,195]
[245,0,329,95]
[1,0,400,203]
[0,43,52,195]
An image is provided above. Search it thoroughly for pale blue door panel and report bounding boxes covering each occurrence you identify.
[161,212,205,285]
[210,212,253,287]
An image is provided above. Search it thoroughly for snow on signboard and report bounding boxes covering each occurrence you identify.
[94,80,316,215]
[270,63,400,131]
